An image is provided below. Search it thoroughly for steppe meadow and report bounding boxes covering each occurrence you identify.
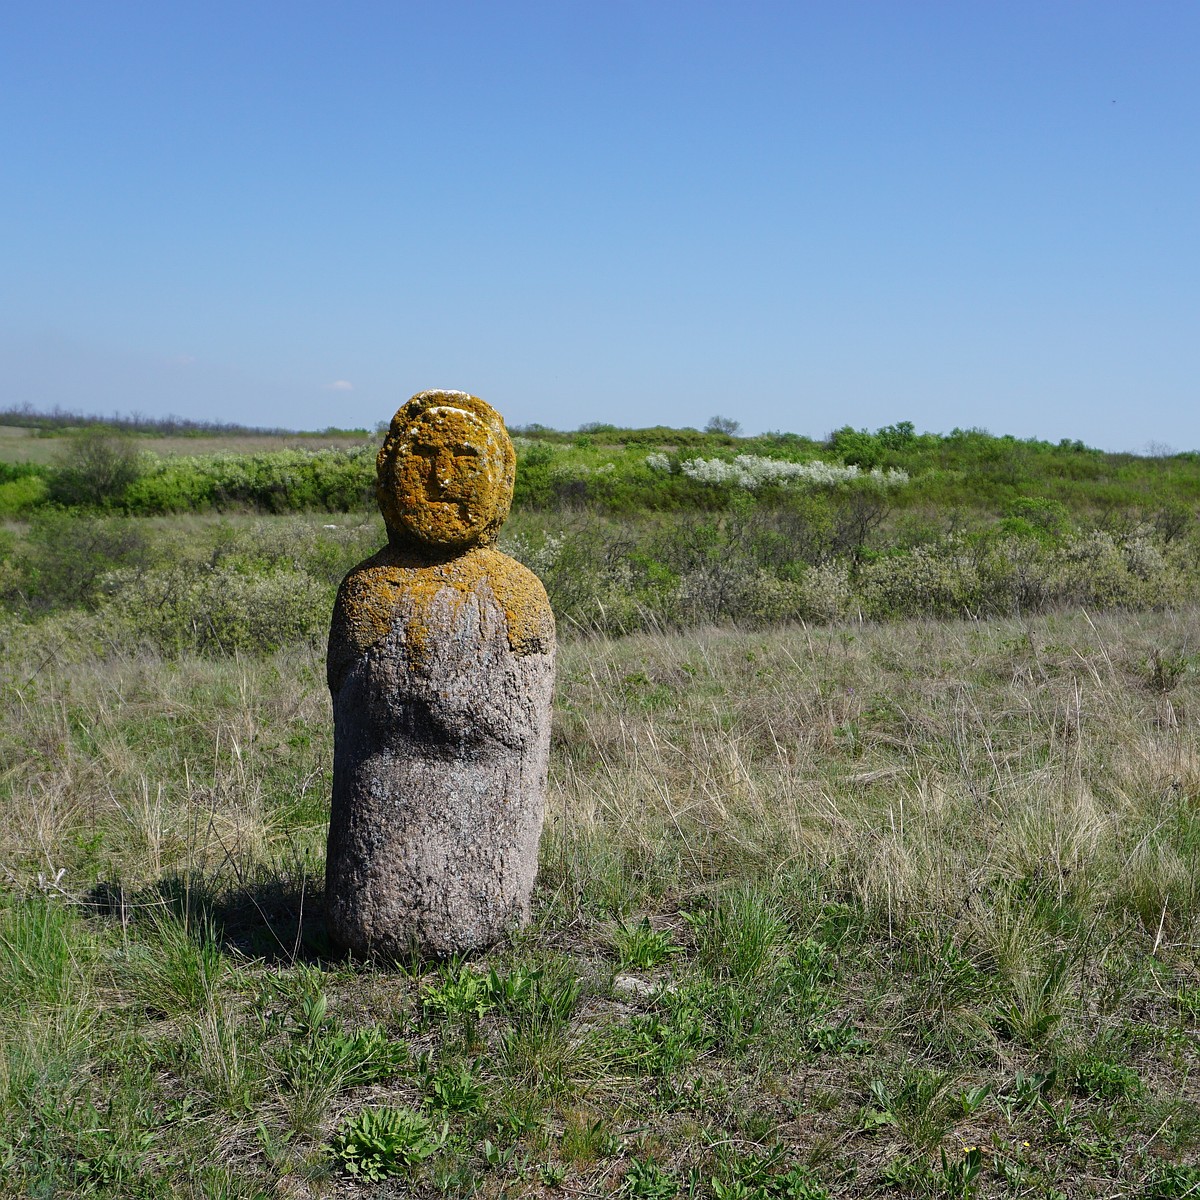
[2,411,1199,1198]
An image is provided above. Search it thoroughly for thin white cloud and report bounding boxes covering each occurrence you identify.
[327,379,354,391]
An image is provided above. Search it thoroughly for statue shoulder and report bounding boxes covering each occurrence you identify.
[327,545,553,692]
[328,548,411,690]
[475,547,555,656]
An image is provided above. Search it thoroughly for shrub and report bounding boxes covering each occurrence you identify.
[858,539,983,620]
[828,426,884,468]
[668,454,908,490]
[706,414,742,436]
[47,429,145,508]
[1000,496,1072,542]
[17,511,153,612]
[796,560,855,622]
[857,529,1194,622]
[0,464,50,516]
[512,441,559,509]
[122,445,376,515]
[102,564,333,654]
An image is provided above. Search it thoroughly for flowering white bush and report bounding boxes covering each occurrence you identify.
[501,531,565,575]
[647,453,908,490]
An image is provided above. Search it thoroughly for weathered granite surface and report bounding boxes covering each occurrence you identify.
[325,390,555,958]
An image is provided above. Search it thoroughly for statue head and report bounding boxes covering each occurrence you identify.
[376,390,516,551]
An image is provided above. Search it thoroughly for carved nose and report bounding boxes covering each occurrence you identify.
[434,450,455,488]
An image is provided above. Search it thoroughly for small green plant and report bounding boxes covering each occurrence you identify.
[907,935,993,1034]
[709,1143,786,1194]
[689,885,789,986]
[482,1138,516,1170]
[804,1022,870,1056]
[955,1085,990,1115]
[560,1112,619,1163]
[66,1098,159,1192]
[1070,1052,1142,1100]
[423,963,495,1020]
[622,1154,679,1198]
[423,961,497,1044]
[859,1079,898,1131]
[711,1180,757,1199]
[613,916,680,969]
[1175,986,1200,1020]
[128,907,225,1016]
[776,1168,831,1199]
[279,1022,408,1088]
[776,938,836,1009]
[496,1004,596,1102]
[937,1146,983,1198]
[995,1069,1056,1121]
[425,1059,484,1114]
[186,1005,263,1115]
[487,957,582,1024]
[0,894,79,1007]
[612,987,713,1076]
[992,949,1070,1044]
[1142,1161,1200,1198]
[1041,1096,1078,1143]
[487,962,543,1008]
[704,979,773,1051]
[708,1144,830,1198]
[295,987,329,1035]
[880,1154,934,1190]
[525,962,584,1024]
[332,1106,447,1181]
[538,1160,569,1187]
[1145,649,1195,695]
[863,1068,955,1155]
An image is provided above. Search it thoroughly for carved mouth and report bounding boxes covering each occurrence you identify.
[425,499,472,525]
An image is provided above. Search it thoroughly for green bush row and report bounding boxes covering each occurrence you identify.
[124,445,378,513]
[8,422,1199,528]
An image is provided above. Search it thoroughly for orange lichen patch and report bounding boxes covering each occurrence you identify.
[376,391,516,551]
[328,544,554,688]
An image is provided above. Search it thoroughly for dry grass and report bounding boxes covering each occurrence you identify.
[547,610,1200,948]
[0,428,370,465]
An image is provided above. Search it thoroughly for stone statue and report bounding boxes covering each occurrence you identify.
[325,390,555,959]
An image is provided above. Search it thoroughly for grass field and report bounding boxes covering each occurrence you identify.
[0,425,371,466]
[3,603,1198,1198]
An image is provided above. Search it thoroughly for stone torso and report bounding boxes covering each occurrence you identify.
[328,544,554,699]
[325,543,555,958]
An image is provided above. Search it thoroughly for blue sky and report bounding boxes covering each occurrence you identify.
[2,2,1197,449]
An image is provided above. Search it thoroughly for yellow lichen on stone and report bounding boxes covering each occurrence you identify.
[376,390,515,552]
[327,389,552,693]
[328,545,553,689]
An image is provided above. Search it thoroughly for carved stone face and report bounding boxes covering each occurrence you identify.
[377,391,515,550]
